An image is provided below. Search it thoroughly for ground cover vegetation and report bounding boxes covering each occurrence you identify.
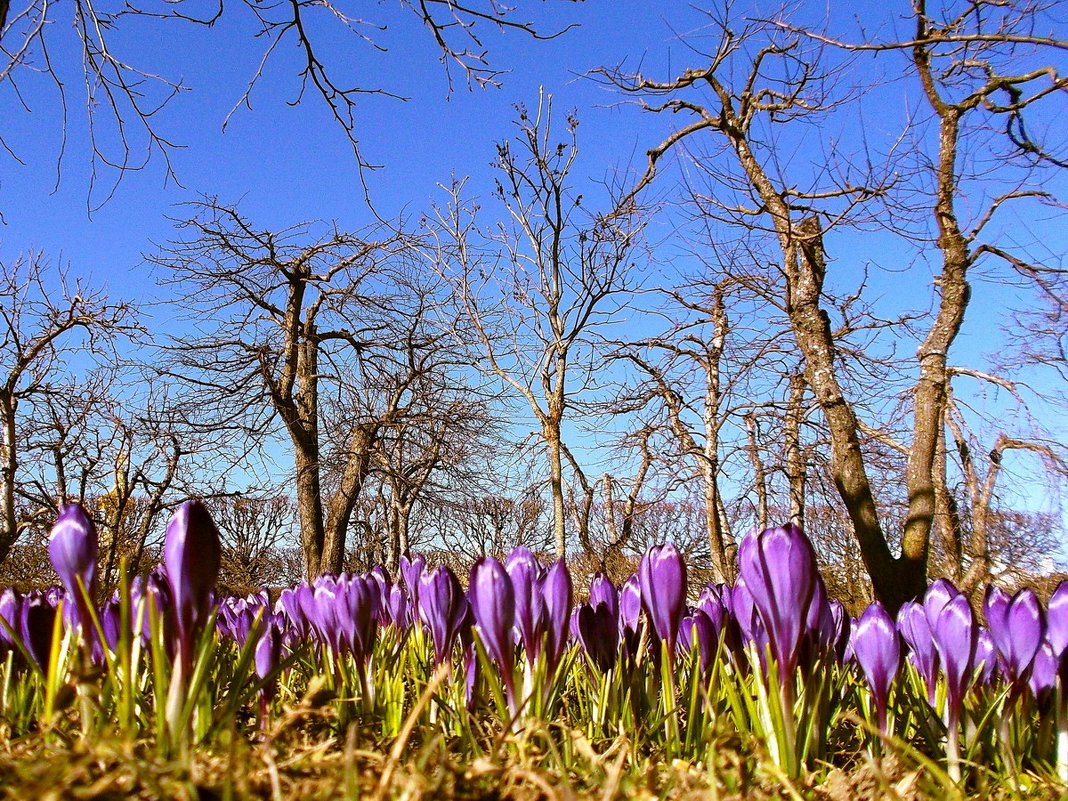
[2,0,1068,796]
[2,503,1068,799]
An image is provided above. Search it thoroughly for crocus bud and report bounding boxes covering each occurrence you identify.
[930,593,977,720]
[923,578,961,624]
[1030,640,1057,704]
[255,620,283,686]
[850,602,900,733]
[540,559,573,672]
[588,573,618,620]
[1048,581,1068,657]
[638,544,687,660]
[506,547,545,658]
[400,554,426,615]
[418,565,468,665]
[974,628,998,688]
[729,579,768,661]
[984,585,1045,689]
[469,557,516,705]
[310,578,343,653]
[163,501,222,662]
[341,574,379,664]
[277,587,309,637]
[897,601,940,706]
[618,574,642,635]
[48,504,98,601]
[737,524,819,677]
[387,583,409,630]
[679,610,717,676]
[0,588,18,649]
[20,591,57,670]
[576,602,618,673]
[255,619,283,726]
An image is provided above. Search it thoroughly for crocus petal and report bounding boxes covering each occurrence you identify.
[638,544,686,659]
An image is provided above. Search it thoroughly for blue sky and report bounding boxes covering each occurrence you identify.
[1,0,702,293]
[1,0,1065,536]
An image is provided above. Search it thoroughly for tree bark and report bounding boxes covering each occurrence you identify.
[321,423,378,574]
[788,216,918,609]
[784,374,807,529]
[744,412,769,532]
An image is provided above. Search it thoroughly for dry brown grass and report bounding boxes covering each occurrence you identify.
[0,700,1065,801]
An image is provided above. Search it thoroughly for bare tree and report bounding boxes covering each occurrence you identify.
[209,495,296,589]
[0,255,137,564]
[153,201,479,577]
[431,97,644,558]
[0,0,581,209]
[598,2,1067,610]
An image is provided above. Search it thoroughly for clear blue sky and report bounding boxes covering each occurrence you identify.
[1,0,1065,531]
[1,0,711,294]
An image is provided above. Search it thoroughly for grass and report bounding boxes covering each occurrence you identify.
[1,696,1065,801]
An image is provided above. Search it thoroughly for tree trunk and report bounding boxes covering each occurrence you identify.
[0,397,18,564]
[545,426,567,558]
[900,103,970,586]
[788,217,922,611]
[294,445,326,579]
[321,423,378,575]
[933,421,964,581]
[784,374,807,529]
[744,412,769,531]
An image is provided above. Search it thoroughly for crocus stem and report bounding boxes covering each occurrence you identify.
[1057,695,1068,782]
[946,709,962,784]
[164,654,187,746]
[780,672,798,778]
[660,641,679,758]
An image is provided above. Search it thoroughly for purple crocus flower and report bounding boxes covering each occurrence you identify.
[1030,640,1057,705]
[850,602,900,733]
[729,579,768,661]
[679,610,718,676]
[576,602,618,673]
[339,574,378,664]
[929,592,978,782]
[931,593,978,713]
[923,578,960,623]
[1048,580,1068,659]
[310,579,344,653]
[418,565,468,665]
[387,583,409,630]
[131,568,172,647]
[367,566,392,626]
[468,557,516,709]
[19,591,57,670]
[163,501,222,669]
[984,585,1045,689]
[255,619,282,676]
[400,554,426,621]
[0,588,18,650]
[277,587,310,637]
[897,601,941,706]
[506,546,545,658]
[973,628,998,688]
[540,559,573,672]
[589,574,618,620]
[254,620,283,725]
[638,544,687,660]
[100,599,121,652]
[48,504,98,600]
[737,524,820,678]
[618,574,642,636]
[48,504,99,646]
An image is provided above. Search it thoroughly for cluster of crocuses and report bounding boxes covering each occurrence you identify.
[3,503,1068,782]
